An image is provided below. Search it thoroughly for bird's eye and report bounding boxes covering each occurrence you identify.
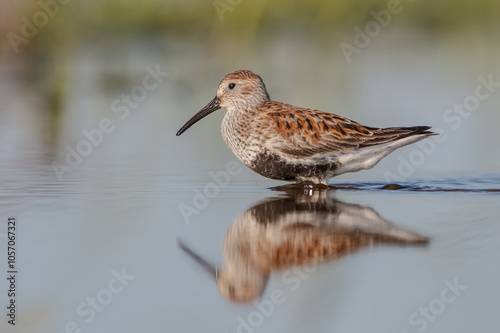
[228,83,236,89]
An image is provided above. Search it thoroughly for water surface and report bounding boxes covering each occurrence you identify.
[1,33,500,333]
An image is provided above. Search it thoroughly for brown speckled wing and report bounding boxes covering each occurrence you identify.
[267,232,373,268]
[259,101,434,157]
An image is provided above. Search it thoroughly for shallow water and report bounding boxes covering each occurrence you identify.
[1,163,500,333]
[2,33,500,333]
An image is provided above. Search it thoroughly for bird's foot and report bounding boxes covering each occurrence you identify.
[270,181,334,192]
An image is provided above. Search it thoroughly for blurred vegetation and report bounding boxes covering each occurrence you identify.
[2,0,498,85]
[2,0,500,56]
[1,0,498,147]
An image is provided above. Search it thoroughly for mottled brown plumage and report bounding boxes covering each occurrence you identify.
[177,70,437,184]
[261,101,432,155]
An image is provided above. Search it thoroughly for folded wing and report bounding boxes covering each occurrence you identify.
[259,101,436,158]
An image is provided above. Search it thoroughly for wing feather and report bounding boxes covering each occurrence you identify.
[258,101,436,158]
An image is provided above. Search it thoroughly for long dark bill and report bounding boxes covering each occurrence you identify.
[176,96,221,136]
[177,238,218,279]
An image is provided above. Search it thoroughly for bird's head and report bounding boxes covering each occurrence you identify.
[176,70,270,136]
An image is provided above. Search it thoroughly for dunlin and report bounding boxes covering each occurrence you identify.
[177,70,436,184]
[178,190,429,302]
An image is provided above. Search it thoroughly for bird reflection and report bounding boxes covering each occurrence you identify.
[178,189,429,302]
